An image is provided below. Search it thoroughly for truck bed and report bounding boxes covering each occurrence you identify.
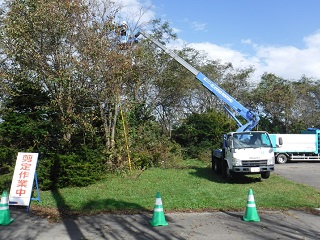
[269,134,317,153]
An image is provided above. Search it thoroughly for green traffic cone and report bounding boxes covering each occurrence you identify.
[243,188,260,222]
[150,192,168,227]
[0,190,14,226]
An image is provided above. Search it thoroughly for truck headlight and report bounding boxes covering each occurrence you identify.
[232,158,242,166]
[267,157,275,165]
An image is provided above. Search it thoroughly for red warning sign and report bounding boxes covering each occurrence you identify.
[9,152,39,206]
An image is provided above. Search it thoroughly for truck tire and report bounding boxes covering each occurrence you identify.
[215,157,222,174]
[261,171,270,179]
[222,160,232,179]
[211,155,215,172]
[212,156,222,174]
[276,154,288,164]
[211,153,216,172]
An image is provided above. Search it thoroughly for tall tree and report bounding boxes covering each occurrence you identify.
[2,0,90,147]
[290,76,320,130]
[1,0,135,150]
[252,73,295,133]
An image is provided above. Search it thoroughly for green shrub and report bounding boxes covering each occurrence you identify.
[172,109,235,159]
[37,147,107,190]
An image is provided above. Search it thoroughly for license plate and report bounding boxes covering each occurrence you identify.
[250,167,260,172]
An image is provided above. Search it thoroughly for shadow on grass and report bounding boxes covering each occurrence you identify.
[50,191,150,217]
[188,166,263,184]
[81,198,150,214]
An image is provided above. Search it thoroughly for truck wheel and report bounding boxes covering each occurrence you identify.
[211,156,215,172]
[213,157,220,174]
[261,171,270,179]
[276,154,288,164]
[212,157,222,174]
[215,160,222,174]
[222,161,232,179]
[211,151,215,170]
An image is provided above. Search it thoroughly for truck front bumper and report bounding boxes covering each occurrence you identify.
[232,166,274,173]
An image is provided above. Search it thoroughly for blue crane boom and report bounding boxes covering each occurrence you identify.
[140,32,260,132]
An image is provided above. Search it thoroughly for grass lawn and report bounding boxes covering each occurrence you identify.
[31,159,320,220]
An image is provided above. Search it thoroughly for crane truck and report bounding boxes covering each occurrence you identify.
[139,31,279,180]
[270,128,320,164]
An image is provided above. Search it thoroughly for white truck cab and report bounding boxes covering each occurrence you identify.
[213,131,276,179]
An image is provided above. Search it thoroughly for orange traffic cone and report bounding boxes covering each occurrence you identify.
[243,188,260,222]
[0,190,14,226]
[149,192,168,227]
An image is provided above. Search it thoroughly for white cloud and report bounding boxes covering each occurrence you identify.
[189,42,252,65]
[116,0,155,25]
[190,21,207,32]
[187,42,261,80]
[304,32,320,48]
[253,32,320,80]
[180,18,207,32]
[188,32,320,81]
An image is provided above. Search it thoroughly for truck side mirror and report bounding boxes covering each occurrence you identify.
[278,137,283,146]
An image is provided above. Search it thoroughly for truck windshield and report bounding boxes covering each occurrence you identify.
[232,132,272,149]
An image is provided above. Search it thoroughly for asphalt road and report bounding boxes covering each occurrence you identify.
[275,161,320,190]
[1,208,320,240]
[1,162,320,240]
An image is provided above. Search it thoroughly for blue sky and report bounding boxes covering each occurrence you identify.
[119,0,320,82]
[152,0,320,49]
